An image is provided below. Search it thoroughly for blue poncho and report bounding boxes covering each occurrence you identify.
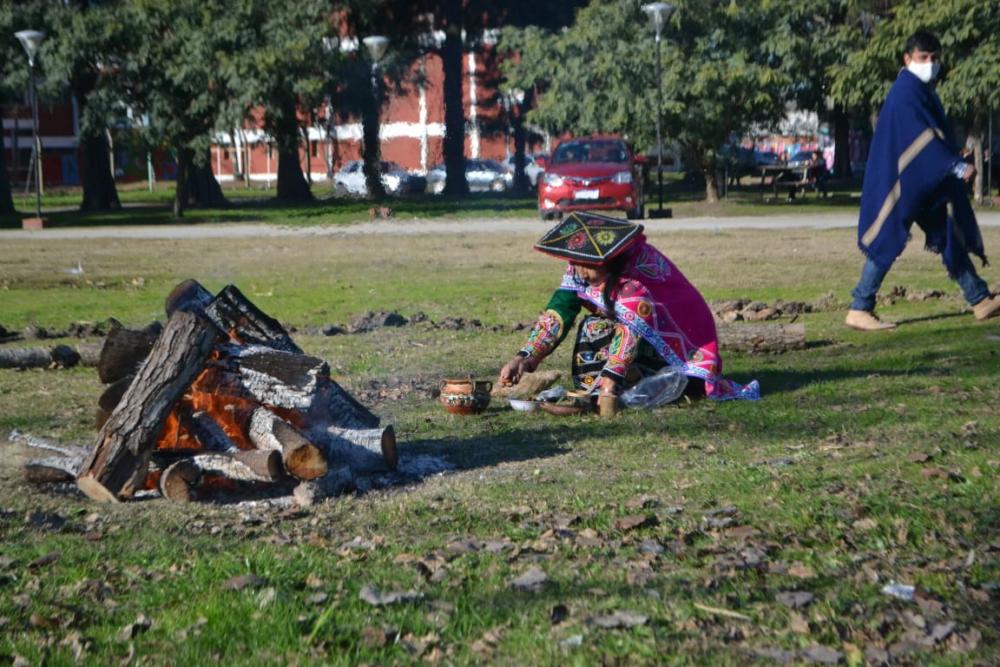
[858,69,986,277]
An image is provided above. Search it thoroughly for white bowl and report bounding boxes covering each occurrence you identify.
[509,399,539,412]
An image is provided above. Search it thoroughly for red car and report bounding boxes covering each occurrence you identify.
[537,136,646,220]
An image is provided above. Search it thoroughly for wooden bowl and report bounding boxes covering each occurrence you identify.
[538,397,591,416]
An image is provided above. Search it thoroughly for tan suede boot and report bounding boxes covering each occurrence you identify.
[972,294,1000,321]
[845,309,897,331]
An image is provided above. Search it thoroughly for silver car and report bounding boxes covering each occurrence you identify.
[427,159,511,194]
[501,154,544,187]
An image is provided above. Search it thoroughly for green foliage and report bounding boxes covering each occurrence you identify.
[831,0,1000,121]
[501,0,787,185]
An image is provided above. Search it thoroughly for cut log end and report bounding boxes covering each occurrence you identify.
[159,459,201,503]
[76,475,121,504]
[283,441,328,481]
[233,449,283,481]
[381,425,397,470]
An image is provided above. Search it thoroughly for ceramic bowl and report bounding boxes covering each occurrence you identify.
[509,399,539,412]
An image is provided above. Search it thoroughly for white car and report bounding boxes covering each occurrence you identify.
[332,160,427,196]
[501,155,544,187]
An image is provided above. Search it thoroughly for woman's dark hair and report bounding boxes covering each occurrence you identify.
[601,254,629,319]
[904,30,941,57]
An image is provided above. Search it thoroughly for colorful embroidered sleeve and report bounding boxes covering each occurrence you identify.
[600,323,640,383]
[518,289,582,361]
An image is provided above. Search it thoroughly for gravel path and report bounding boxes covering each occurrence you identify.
[3,211,1000,240]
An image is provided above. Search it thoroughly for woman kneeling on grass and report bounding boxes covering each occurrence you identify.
[499,212,759,408]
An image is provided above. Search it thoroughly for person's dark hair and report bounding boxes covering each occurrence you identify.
[904,30,941,57]
[601,254,629,318]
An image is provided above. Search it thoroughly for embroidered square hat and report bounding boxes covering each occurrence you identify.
[534,212,643,266]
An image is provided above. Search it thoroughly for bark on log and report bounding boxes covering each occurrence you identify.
[0,345,81,369]
[96,374,134,430]
[165,279,215,317]
[293,466,353,507]
[159,453,282,502]
[183,409,283,480]
[247,408,327,481]
[204,284,301,353]
[77,311,220,503]
[311,377,381,430]
[97,320,162,383]
[320,425,397,471]
[717,323,806,353]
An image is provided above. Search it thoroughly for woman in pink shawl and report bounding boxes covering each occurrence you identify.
[500,212,759,404]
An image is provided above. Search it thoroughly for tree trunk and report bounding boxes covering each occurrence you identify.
[76,310,220,502]
[511,89,533,194]
[441,4,469,197]
[79,130,122,212]
[187,148,228,207]
[968,122,984,204]
[831,106,852,180]
[0,121,14,216]
[703,165,720,203]
[174,147,191,218]
[361,75,387,201]
[274,98,313,201]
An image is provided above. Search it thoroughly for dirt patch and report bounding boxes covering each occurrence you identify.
[297,311,533,337]
[0,320,110,344]
[710,298,815,323]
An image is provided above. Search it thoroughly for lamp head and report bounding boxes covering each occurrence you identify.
[641,3,675,39]
[362,35,389,63]
[14,30,46,67]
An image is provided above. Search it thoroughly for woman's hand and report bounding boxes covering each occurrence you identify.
[499,355,536,386]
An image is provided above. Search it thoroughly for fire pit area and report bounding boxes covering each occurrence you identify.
[18,279,422,506]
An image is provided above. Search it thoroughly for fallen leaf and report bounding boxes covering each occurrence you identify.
[510,567,548,593]
[789,611,810,634]
[852,518,878,531]
[625,495,659,510]
[307,592,328,605]
[27,551,61,570]
[613,514,658,532]
[692,602,751,621]
[788,562,816,579]
[358,584,424,606]
[117,614,152,642]
[588,610,648,629]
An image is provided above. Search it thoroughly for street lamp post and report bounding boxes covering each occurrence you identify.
[641,3,674,219]
[15,30,46,226]
[362,35,389,199]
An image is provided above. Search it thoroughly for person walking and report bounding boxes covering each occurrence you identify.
[845,30,1000,331]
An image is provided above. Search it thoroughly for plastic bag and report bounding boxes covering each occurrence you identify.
[536,386,567,402]
[620,369,688,409]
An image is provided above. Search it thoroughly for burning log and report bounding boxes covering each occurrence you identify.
[204,284,302,353]
[159,452,285,503]
[182,409,283,480]
[717,323,806,353]
[293,466,354,507]
[158,459,200,502]
[77,310,221,503]
[97,320,162,384]
[247,408,327,481]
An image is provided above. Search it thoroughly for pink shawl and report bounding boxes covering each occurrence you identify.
[560,234,759,400]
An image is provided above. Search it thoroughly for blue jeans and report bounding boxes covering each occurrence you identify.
[850,257,990,311]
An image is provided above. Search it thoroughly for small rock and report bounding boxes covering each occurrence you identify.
[776,591,815,609]
[359,584,423,606]
[221,574,265,591]
[588,609,648,629]
[800,644,843,664]
[510,567,548,593]
[307,592,329,606]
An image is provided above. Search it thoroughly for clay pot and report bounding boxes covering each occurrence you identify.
[439,378,492,415]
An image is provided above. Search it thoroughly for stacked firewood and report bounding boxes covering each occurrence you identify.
[21,279,395,506]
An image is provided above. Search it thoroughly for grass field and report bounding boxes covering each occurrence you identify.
[0,224,998,664]
[3,176,874,229]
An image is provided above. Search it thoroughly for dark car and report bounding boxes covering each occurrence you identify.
[786,150,816,168]
[754,151,780,167]
[537,136,645,220]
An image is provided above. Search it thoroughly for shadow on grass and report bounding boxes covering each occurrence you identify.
[403,423,573,471]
